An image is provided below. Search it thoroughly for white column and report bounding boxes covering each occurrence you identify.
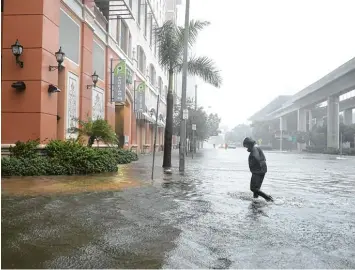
[308,110,313,131]
[279,116,287,151]
[343,108,353,125]
[327,95,339,150]
[279,117,283,151]
[297,109,307,151]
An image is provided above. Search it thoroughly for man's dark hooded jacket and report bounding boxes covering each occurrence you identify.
[243,137,267,174]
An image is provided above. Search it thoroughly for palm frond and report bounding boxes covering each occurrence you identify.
[177,56,222,88]
[154,20,182,70]
[178,20,210,48]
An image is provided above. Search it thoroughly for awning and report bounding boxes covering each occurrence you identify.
[93,0,134,20]
[135,111,153,122]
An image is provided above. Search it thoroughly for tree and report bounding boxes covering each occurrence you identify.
[155,20,222,169]
[225,124,252,144]
[251,121,273,144]
[173,99,220,144]
[309,123,355,147]
[70,118,118,147]
[207,113,221,137]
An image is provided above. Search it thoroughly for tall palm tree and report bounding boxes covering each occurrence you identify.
[155,20,222,169]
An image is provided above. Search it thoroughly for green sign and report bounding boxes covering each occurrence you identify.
[112,60,126,102]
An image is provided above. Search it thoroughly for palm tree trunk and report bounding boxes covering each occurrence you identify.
[87,136,95,147]
[163,70,174,169]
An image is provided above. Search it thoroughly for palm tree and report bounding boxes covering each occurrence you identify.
[155,20,222,169]
[70,118,118,147]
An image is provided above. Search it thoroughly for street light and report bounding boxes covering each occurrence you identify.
[11,39,24,68]
[87,71,99,89]
[49,47,65,71]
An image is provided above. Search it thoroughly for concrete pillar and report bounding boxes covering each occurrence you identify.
[297,109,307,150]
[308,110,314,131]
[317,117,325,127]
[280,116,287,131]
[279,116,288,151]
[344,108,353,125]
[327,95,339,150]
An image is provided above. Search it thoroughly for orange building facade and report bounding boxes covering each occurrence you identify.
[1,0,170,153]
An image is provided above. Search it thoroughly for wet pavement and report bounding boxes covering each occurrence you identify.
[2,148,355,269]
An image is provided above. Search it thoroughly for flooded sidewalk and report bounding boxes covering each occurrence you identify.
[2,148,355,268]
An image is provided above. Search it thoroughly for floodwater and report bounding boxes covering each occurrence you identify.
[2,148,355,269]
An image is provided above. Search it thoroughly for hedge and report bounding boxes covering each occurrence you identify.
[1,140,138,177]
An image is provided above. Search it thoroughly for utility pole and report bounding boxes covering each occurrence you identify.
[194,84,197,153]
[179,0,190,173]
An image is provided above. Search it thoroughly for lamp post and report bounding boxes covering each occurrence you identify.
[179,0,190,173]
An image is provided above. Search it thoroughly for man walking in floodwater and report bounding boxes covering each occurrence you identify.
[243,137,273,202]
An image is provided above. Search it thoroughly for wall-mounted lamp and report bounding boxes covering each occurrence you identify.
[11,39,24,68]
[87,71,99,89]
[149,108,156,117]
[11,81,26,91]
[48,84,61,93]
[49,47,65,71]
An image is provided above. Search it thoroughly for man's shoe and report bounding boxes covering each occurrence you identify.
[266,195,274,202]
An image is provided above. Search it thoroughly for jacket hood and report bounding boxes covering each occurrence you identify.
[243,137,256,151]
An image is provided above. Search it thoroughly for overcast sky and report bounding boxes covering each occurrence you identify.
[177,0,355,129]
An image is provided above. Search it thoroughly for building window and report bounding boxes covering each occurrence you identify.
[116,20,120,44]
[154,33,157,56]
[59,10,80,64]
[150,16,153,47]
[120,21,128,54]
[129,0,133,9]
[128,33,132,58]
[149,64,156,86]
[116,20,131,57]
[158,76,163,95]
[137,45,146,75]
[144,0,148,37]
[138,0,142,25]
[93,41,105,81]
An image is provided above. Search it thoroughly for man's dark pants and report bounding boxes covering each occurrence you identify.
[250,173,270,200]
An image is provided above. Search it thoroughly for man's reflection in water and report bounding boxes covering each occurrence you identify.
[248,200,269,219]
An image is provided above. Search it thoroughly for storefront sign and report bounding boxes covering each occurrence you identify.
[135,81,146,111]
[112,60,126,103]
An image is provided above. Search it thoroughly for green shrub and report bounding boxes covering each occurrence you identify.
[9,139,40,158]
[1,140,140,177]
[45,140,119,175]
[108,148,138,164]
[1,156,50,176]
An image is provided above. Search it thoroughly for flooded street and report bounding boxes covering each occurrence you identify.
[2,148,355,269]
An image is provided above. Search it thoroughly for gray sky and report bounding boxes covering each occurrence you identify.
[177,0,355,129]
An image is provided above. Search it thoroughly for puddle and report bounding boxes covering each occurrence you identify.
[2,170,144,196]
